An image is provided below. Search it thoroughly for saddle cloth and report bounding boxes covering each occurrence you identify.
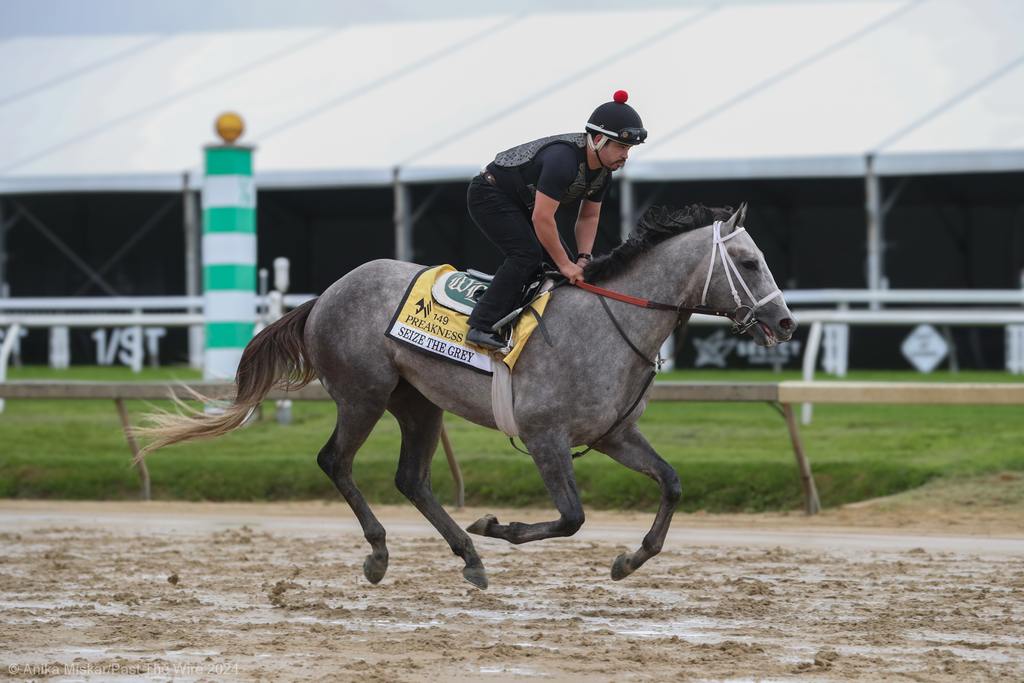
[386,264,550,375]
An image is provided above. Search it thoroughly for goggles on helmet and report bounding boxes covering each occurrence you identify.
[586,123,648,145]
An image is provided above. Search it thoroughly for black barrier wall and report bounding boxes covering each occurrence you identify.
[2,171,1022,369]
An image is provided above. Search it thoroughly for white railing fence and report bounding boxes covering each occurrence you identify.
[0,294,315,406]
[2,289,1023,420]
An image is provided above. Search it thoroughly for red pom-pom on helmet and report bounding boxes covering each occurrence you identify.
[613,90,629,104]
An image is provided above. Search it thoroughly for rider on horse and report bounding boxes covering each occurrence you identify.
[465,90,647,349]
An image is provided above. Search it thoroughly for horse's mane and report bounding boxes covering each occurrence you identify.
[584,204,734,283]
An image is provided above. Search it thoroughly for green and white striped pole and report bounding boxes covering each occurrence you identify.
[202,112,256,380]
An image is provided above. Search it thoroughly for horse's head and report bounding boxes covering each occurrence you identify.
[700,203,796,347]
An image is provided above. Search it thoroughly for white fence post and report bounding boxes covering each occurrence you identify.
[269,259,293,425]
[49,326,70,369]
[144,327,167,368]
[0,323,22,413]
[1007,325,1024,375]
[659,333,675,372]
[822,324,849,377]
[801,321,824,425]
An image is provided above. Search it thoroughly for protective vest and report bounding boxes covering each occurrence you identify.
[489,133,609,210]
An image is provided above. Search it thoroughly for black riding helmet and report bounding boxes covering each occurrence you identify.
[586,90,647,151]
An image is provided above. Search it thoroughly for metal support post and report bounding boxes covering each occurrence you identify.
[619,176,634,243]
[184,173,204,369]
[865,155,883,310]
[0,198,7,298]
[393,170,413,262]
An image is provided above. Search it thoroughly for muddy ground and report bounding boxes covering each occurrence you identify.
[1,499,1022,682]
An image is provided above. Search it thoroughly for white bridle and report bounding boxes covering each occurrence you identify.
[699,220,783,334]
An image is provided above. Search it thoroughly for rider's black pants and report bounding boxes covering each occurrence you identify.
[465,175,545,331]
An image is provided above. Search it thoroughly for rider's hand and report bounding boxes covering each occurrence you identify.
[559,261,585,285]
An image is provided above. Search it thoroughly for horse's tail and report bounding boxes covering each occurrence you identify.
[135,298,319,459]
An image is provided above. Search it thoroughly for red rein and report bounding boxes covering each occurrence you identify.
[573,281,664,310]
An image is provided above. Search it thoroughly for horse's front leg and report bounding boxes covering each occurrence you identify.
[595,424,681,580]
[466,436,584,544]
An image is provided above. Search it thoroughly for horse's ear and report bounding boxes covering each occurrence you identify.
[720,203,746,234]
[736,202,748,227]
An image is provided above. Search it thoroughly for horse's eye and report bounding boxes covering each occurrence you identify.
[741,259,758,270]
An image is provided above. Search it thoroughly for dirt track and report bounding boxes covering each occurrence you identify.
[1,500,1022,681]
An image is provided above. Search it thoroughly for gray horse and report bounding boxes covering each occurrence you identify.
[140,203,795,589]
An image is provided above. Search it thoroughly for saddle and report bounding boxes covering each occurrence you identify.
[430,267,547,331]
[385,265,553,377]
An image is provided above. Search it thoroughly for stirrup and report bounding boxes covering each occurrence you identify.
[467,327,505,350]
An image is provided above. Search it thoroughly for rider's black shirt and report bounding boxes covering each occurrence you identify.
[485,136,611,211]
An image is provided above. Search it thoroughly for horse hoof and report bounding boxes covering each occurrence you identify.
[363,554,388,584]
[462,565,489,590]
[466,514,498,536]
[611,553,634,581]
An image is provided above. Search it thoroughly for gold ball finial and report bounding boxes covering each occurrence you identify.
[215,112,245,144]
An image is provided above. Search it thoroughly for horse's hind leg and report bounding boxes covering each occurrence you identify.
[595,425,681,580]
[388,381,488,589]
[466,435,585,544]
[318,401,391,584]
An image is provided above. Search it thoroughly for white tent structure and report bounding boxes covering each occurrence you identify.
[2,0,1022,190]
[1,0,1022,291]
